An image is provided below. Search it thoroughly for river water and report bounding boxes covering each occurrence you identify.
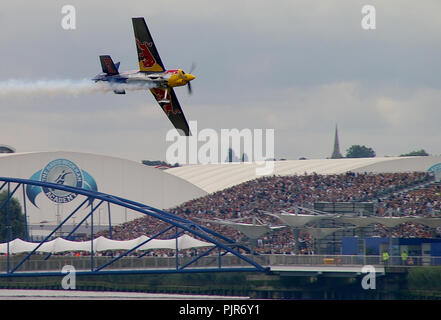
[0,289,248,300]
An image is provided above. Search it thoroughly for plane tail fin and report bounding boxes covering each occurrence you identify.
[99,55,120,75]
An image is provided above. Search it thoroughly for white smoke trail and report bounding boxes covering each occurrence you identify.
[0,79,157,97]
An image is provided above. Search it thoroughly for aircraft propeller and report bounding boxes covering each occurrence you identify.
[181,63,196,95]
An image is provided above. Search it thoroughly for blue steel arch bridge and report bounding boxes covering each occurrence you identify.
[0,177,268,278]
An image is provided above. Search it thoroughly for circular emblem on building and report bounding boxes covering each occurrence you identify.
[40,159,83,204]
[428,163,441,173]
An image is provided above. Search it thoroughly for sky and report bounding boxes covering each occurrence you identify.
[0,0,440,163]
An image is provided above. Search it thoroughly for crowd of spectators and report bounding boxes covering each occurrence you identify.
[94,171,440,255]
[170,172,431,219]
[375,184,441,217]
[372,183,441,238]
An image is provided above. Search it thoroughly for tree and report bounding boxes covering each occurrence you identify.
[141,160,179,167]
[400,149,429,157]
[0,191,26,242]
[345,145,376,158]
[225,148,240,163]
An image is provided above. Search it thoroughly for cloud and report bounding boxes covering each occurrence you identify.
[0,1,440,161]
[376,87,441,131]
[186,81,441,158]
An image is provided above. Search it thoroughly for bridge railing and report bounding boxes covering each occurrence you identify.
[0,254,260,273]
[253,254,440,267]
[0,254,439,273]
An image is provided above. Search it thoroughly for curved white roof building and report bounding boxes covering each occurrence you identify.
[166,156,441,194]
[0,151,207,228]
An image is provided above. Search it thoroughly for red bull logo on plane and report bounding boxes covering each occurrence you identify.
[136,38,156,68]
[151,88,181,116]
[163,103,181,116]
[103,57,116,74]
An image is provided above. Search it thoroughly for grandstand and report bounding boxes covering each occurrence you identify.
[98,169,441,260]
[1,151,441,260]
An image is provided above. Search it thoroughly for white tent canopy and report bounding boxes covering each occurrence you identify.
[335,217,375,228]
[0,235,214,254]
[408,217,441,228]
[277,214,327,228]
[227,223,272,239]
[274,214,441,229]
[302,227,344,240]
[368,217,411,228]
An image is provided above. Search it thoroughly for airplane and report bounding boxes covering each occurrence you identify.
[92,17,195,136]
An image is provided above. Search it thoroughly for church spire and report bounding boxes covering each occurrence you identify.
[331,124,343,159]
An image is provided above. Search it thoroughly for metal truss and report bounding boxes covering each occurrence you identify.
[0,177,268,277]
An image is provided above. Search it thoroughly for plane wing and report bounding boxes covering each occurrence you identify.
[149,88,191,136]
[133,17,191,135]
[132,17,165,72]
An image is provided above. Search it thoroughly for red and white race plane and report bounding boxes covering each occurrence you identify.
[93,17,195,136]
